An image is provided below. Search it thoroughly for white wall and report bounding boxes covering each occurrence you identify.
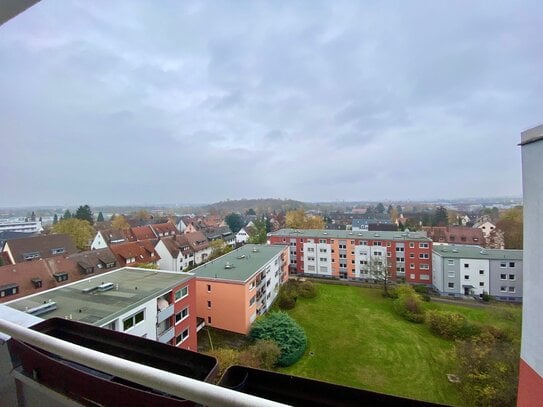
[354,245,387,279]
[459,258,489,296]
[432,252,444,292]
[91,231,108,250]
[154,240,178,272]
[103,298,158,340]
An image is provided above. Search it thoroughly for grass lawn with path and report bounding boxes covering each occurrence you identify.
[278,283,521,406]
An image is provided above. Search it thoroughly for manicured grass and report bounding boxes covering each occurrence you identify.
[278,283,521,406]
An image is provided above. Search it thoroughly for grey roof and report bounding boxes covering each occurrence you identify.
[6,267,194,326]
[268,228,431,241]
[432,244,523,260]
[352,218,393,228]
[5,234,77,262]
[192,244,286,283]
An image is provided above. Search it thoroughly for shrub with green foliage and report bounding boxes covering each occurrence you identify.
[249,312,307,367]
[426,310,480,340]
[277,280,318,309]
[239,340,281,370]
[297,281,317,298]
[392,285,425,323]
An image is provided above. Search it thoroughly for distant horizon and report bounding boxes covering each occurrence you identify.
[0,195,523,211]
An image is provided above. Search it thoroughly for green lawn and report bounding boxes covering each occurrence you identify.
[278,283,521,406]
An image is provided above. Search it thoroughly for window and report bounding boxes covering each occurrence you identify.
[319,266,328,273]
[123,310,144,331]
[307,265,315,272]
[509,262,516,268]
[387,252,391,257]
[448,282,455,289]
[464,275,469,280]
[447,259,454,265]
[508,287,516,293]
[207,316,212,324]
[176,328,189,345]
[319,239,327,243]
[479,270,484,275]
[396,247,404,252]
[386,242,391,247]
[396,267,405,272]
[420,274,430,280]
[419,243,429,248]
[409,242,415,248]
[500,286,507,292]
[396,257,404,262]
[175,307,189,324]
[409,253,415,258]
[409,263,415,269]
[249,281,255,290]
[509,274,516,280]
[249,295,255,306]
[373,241,382,246]
[420,264,429,270]
[500,262,507,268]
[419,253,429,259]
[464,263,469,268]
[53,272,68,282]
[373,251,381,256]
[479,282,484,287]
[319,257,327,262]
[500,274,507,280]
[319,248,327,253]
[207,284,211,292]
[448,271,455,277]
[51,247,65,255]
[174,286,189,301]
[207,300,211,308]
[307,256,315,261]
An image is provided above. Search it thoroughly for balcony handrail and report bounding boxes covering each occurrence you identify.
[0,318,289,407]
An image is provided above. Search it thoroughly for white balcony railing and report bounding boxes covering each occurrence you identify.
[0,319,288,407]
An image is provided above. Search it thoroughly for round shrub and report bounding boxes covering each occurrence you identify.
[278,292,297,310]
[392,293,425,323]
[297,281,317,298]
[249,311,307,367]
[425,310,480,340]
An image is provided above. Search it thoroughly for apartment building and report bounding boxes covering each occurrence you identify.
[518,123,543,403]
[192,244,289,334]
[5,267,197,350]
[268,229,432,284]
[432,244,522,301]
[0,220,43,234]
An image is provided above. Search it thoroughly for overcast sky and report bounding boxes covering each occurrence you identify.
[1,1,541,207]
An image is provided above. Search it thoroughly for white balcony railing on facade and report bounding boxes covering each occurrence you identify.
[0,319,288,407]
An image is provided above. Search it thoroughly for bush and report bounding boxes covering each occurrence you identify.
[207,348,239,380]
[426,310,480,340]
[297,281,317,298]
[278,292,297,310]
[413,285,428,294]
[249,312,307,367]
[392,285,425,323]
[239,340,281,370]
[481,291,491,302]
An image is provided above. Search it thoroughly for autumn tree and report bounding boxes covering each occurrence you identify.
[135,210,151,221]
[111,214,130,231]
[52,218,95,250]
[390,207,399,223]
[75,204,94,225]
[248,218,267,244]
[285,209,325,229]
[209,239,232,259]
[496,206,523,249]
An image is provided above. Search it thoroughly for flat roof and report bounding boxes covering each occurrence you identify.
[520,124,543,146]
[268,228,431,241]
[432,244,523,260]
[6,267,193,326]
[192,244,286,283]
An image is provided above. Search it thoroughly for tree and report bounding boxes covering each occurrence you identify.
[63,209,72,220]
[496,206,523,249]
[249,312,307,367]
[96,211,105,222]
[366,255,392,296]
[209,239,232,259]
[30,211,36,221]
[53,214,58,225]
[224,213,244,233]
[390,207,399,223]
[432,206,449,226]
[52,218,95,250]
[285,209,325,229]
[111,215,130,231]
[248,219,267,244]
[246,208,256,216]
[396,205,403,214]
[376,202,385,214]
[75,205,94,225]
[135,210,151,221]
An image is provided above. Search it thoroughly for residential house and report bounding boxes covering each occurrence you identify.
[268,229,433,284]
[2,234,77,264]
[130,225,156,241]
[0,249,117,303]
[110,242,160,267]
[155,236,194,272]
[432,244,522,301]
[422,226,484,246]
[473,221,496,238]
[5,267,197,350]
[184,232,212,265]
[193,244,289,334]
[150,222,178,238]
[235,227,252,244]
[203,226,236,248]
[352,215,394,232]
[90,228,130,250]
[0,231,39,251]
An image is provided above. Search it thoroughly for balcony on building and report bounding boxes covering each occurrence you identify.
[157,293,174,323]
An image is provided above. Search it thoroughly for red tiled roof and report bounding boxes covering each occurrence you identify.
[110,241,159,266]
[130,226,156,241]
[422,226,484,245]
[150,223,178,237]
[181,231,209,252]
[0,256,115,303]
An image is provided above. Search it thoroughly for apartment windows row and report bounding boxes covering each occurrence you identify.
[500,273,516,281]
[500,286,516,293]
[500,261,517,268]
[175,307,189,325]
[175,327,189,346]
[123,309,145,331]
[174,286,189,301]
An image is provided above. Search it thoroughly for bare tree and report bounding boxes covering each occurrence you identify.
[365,254,392,296]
